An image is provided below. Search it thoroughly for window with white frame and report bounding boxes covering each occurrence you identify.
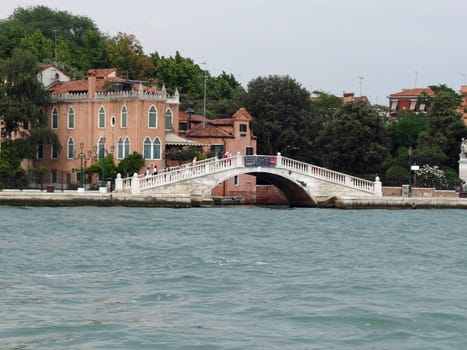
[51,144,58,159]
[67,138,74,159]
[153,137,161,159]
[165,109,173,130]
[121,106,128,128]
[51,169,58,183]
[52,107,58,129]
[117,137,131,159]
[142,137,161,159]
[97,137,105,159]
[37,144,44,160]
[117,137,124,159]
[124,137,130,157]
[143,137,151,159]
[148,106,157,128]
[67,107,75,129]
[98,106,106,128]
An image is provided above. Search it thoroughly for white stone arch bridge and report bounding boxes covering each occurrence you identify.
[115,153,382,207]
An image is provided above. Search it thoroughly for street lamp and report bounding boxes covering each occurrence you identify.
[199,62,207,128]
[408,146,413,197]
[76,141,92,191]
[95,137,115,192]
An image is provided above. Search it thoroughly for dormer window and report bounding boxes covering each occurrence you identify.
[239,124,248,133]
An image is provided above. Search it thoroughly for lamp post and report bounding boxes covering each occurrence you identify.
[199,62,207,128]
[74,142,92,192]
[74,141,92,192]
[408,146,413,197]
[99,137,106,188]
[96,137,115,192]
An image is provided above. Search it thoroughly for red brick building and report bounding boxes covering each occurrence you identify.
[33,67,258,198]
[179,108,258,199]
[388,87,434,116]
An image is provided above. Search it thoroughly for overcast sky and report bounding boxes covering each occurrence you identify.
[2,0,467,105]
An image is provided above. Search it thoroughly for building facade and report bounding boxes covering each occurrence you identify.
[179,108,257,199]
[388,87,434,116]
[34,67,257,198]
[37,68,179,186]
[458,86,467,125]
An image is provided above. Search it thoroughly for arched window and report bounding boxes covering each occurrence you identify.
[121,106,128,128]
[67,107,74,129]
[148,106,157,128]
[98,137,105,159]
[143,137,152,159]
[165,108,173,130]
[98,106,106,128]
[67,138,74,159]
[52,107,58,129]
[153,137,161,159]
[117,137,124,159]
[51,144,58,159]
[124,137,130,157]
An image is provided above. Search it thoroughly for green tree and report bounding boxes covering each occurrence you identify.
[18,30,54,62]
[116,152,145,178]
[0,141,27,189]
[317,101,390,176]
[0,48,50,138]
[151,52,245,118]
[107,33,153,81]
[424,84,467,169]
[387,114,427,153]
[0,6,109,72]
[86,154,117,182]
[310,90,342,116]
[243,75,312,159]
[151,51,202,95]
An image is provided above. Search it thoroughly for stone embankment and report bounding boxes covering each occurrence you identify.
[0,190,467,209]
[330,196,467,209]
[0,190,198,208]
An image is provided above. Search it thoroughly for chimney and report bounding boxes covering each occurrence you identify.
[343,92,354,103]
[88,71,96,99]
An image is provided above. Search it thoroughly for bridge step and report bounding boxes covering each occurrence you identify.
[212,196,245,205]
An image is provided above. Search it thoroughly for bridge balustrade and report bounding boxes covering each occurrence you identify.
[116,153,378,195]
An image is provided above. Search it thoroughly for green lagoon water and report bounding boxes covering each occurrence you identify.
[1,206,466,349]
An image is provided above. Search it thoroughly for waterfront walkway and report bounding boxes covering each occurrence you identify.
[1,189,467,209]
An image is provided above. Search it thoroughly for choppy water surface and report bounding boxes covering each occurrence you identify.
[1,206,467,349]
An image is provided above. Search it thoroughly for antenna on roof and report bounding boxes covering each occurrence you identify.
[357,76,364,96]
[414,70,418,88]
[52,29,57,63]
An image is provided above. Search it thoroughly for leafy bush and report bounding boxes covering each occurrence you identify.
[415,164,449,189]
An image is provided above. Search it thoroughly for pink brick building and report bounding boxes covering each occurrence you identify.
[34,68,257,198]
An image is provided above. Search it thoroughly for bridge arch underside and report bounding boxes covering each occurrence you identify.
[251,172,317,207]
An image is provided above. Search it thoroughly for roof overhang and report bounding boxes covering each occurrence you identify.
[165,133,208,146]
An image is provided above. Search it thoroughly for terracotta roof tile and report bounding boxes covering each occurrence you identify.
[231,107,253,121]
[86,68,118,78]
[186,125,233,138]
[389,87,435,97]
[208,118,233,126]
[49,71,157,94]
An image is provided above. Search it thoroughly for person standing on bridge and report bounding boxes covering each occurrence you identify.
[153,164,158,176]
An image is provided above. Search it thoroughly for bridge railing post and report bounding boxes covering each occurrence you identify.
[115,173,123,192]
[131,172,140,194]
[374,175,382,197]
[276,152,282,167]
[236,152,242,167]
